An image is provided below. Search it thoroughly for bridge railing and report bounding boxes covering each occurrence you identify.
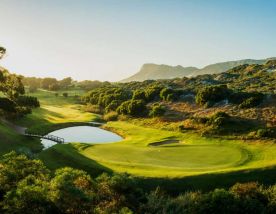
[24,133,65,144]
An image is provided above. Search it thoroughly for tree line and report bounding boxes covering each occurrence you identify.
[0,46,39,118]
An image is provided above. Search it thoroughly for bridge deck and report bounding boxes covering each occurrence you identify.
[24,133,65,144]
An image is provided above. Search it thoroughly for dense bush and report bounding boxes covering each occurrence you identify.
[83,104,102,114]
[117,99,146,116]
[195,85,230,107]
[160,88,176,101]
[256,128,276,138]
[239,94,264,109]
[0,152,143,214]
[132,90,146,100]
[105,100,122,112]
[16,96,40,108]
[145,86,162,101]
[207,112,230,128]
[149,104,166,117]
[2,152,276,213]
[103,111,119,121]
[0,98,16,113]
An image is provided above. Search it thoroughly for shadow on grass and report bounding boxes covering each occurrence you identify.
[135,166,276,195]
[39,143,112,177]
[37,141,276,194]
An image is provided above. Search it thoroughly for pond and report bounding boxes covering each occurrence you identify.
[41,126,122,149]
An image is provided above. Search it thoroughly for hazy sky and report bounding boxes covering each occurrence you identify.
[0,0,276,81]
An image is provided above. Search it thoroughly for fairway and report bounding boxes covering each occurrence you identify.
[16,90,99,133]
[7,89,276,180]
[39,120,276,178]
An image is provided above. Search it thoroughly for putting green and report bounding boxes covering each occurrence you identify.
[14,90,276,179]
[83,144,247,170]
[64,121,276,177]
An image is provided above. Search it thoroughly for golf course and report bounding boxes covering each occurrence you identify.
[1,89,273,188]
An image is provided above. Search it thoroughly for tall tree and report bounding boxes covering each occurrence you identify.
[0,46,6,59]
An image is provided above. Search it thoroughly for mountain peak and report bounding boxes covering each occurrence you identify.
[121,58,275,82]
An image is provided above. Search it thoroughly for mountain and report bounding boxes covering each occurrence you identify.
[121,58,275,82]
[189,58,275,77]
[121,64,198,82]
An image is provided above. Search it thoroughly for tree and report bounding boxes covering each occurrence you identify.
[0,152,50,195]
[40,78,58,90]
[49,167,96,213]
[0,46,6,59]
[2,175,57,214]
[195,85,230,107]
[0,74,25,100]
[0,98,16,113]
[95,173,141,213]
[132,90,146,100]
[62,92,68,98]
[149,104,166,117]
[16,96,40,108]
[160,88,176,101]
[117,100,146,116]
[59,77,72,89]
[0,47,39,117]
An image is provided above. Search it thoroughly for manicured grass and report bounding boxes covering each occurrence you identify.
[39,120,276,180]
[0,122,42,156]
[73,121,276,177]
[16,89,100,133]
[3,88,276,192]
[0,89,97,155]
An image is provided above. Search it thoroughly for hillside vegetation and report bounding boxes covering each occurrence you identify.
[121,57,275,82]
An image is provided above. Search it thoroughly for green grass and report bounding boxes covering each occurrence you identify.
[2,88,276,192]
[38,120,276,180]
[16,89,100,133]
[70,121,276,178]
[0,89,97,155]
[0,122,42,156]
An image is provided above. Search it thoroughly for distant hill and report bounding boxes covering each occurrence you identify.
[121,58,275,82]
[121,64,198,82]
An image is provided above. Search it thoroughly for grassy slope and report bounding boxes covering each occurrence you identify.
[0,122,42,156]
[3,89,276,192]
[39,119,276,192]
[78,121,276,177]
[0,89,97,156]
[16,90,100,134]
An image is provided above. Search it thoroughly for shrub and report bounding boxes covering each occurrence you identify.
[145,86,162,101]
[256,128,276,138]
[149,104,166,117]
[116,101,130,115]
[239,94,264,109]
[62,92,68,98]
[128,99,147,116]
[195,85,230,107]
[103,111,118,121]
[207,112,230,128]
[83,104,102,114]
[0,98,17,113]
[16,96,40,108]
[132,90,146,100]
[117,100,146,116]
[160,88,176,101]
[105,100,122,112]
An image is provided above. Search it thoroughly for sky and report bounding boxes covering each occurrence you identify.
[0,0,276,81]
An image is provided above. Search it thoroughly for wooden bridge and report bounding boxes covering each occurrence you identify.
[24,133,65,144]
